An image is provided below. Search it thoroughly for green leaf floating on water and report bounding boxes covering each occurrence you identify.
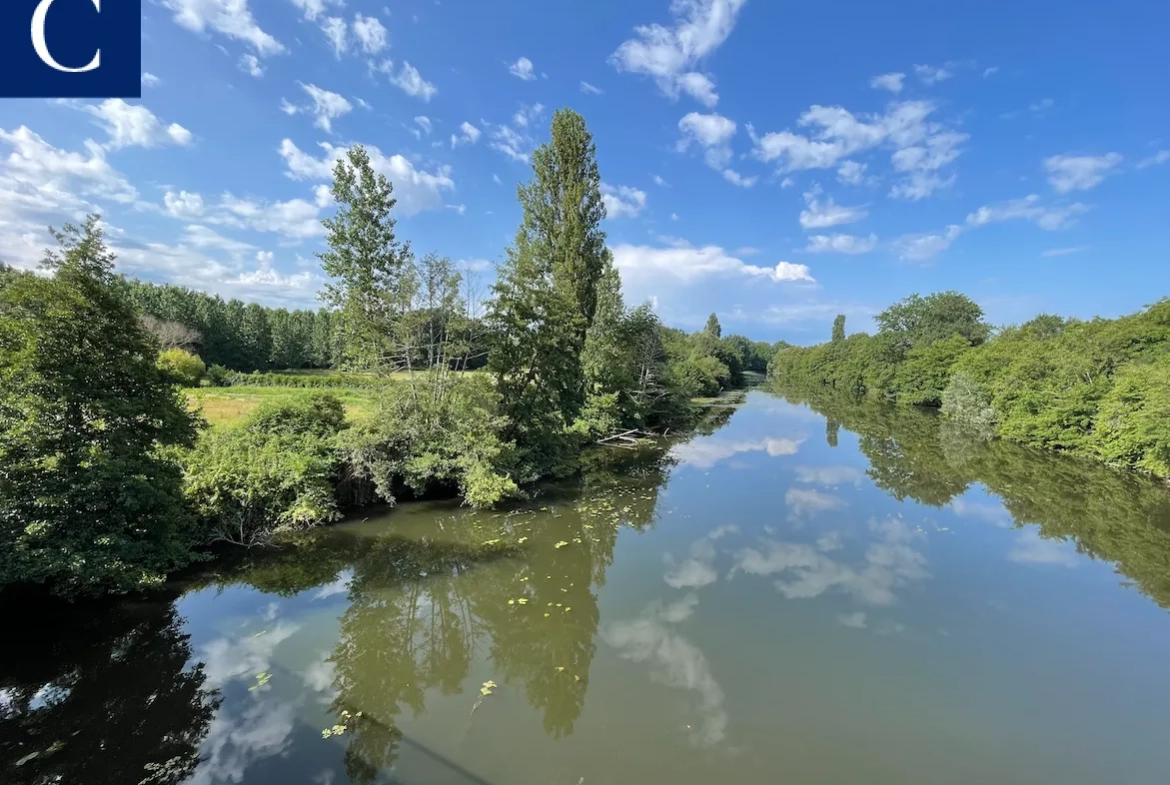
[554,541,569,548]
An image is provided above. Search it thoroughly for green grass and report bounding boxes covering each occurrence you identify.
[187,385,378,427]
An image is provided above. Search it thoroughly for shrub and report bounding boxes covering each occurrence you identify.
[182,394,347,545]
[1091,360,1170,476]
[204,364,231,387]
[941,370,997,439]
[158,348,206,387]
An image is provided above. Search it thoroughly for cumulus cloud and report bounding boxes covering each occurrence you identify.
[1136,150,1169,169]
[294,83,353,132]
[870,72,904,93]
[804,233,877,254]
[670,435,804,469]
[914,63,952,85]
[321,16,347,57]
[799,186,867,229]
[609,0,748,107]
[70,99,193,150]
[142,72,161,87]
[414,116,433,135]
[372,60,438,101]
[351,13,388,54]
[509,57,536,80]
[580,81,604,95]
[893,225,962,262]
[450,121,481,148]
[613,241,815,286]
[279,138,455,215]
[750,100,963,198]
[677,111,751,183]
[601,183,648,218]
[488,104,544,164]
[239,54,264,77]
[837,160,867,185]
[163,0,284,55]
[1043,153,1122,193]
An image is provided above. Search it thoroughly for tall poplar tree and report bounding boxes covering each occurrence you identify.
[318,145,413,372]
[488,109,611,471]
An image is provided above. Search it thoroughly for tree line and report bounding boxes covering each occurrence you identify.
[0,107,778,598]
[769,290,1170,477]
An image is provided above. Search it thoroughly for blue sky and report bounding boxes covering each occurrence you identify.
[2,0,1167,342]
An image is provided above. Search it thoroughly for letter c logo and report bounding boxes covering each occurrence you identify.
[32,0,101,73]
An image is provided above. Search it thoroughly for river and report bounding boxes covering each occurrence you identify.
[5,388,1170,785]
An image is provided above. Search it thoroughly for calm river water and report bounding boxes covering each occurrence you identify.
[5,388,1170,785]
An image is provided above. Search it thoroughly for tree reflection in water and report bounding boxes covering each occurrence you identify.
[776,385,1170,610]
[0,592,219,785]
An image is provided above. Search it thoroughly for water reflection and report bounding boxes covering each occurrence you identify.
[0,595,218,785]
[6,391,1170,785]
[776,386,1170,609]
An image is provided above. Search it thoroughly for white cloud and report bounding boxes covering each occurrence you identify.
[142,72,161,87]
[893,225,962,262]
[509,56,536,80]
[0,125,137,206]
[721,169,757,187]
[450,121,481,148]
[374,60,438,101]
[751,100,963,198]
[794,466,865,486]
[889,130,966,199]
[289,0,342,22]
[351,13,388,53]
[914,64,952,85]
[870,72,904,93]
[74,99,193,150]
[1040,245,1088,257]
[982,66,999,77]
[613,241,814,285]
[678,111,736,148]
[1137,150,1170,169]
[488,104,544,164]
[414,116,433,135]
[163,0,284,55]
[321,16,348,57]
[601,183,648,218]
[1043,153,1122,193]
[799,187,867,229]
[609,0,748,107]
[672,436,803,469]
[805,233,877,254]
[580,81,604,95]
[239,53,264,77]
[298,83,352,132]
[279,138,455,216]
[678,112,750,182]
[839,611,868,629]
[653,174,668,186]
[780,176,795,188]
[163,189,205,218]
[965,194,1087,230]
[837,160,866,185]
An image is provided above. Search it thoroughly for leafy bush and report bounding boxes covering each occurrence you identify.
[941,370,997,438]
[340,375,519,509]
[157,348,206,387]
[204,364,231,387]
[1092,360,1170,476]
[182,394,347,545]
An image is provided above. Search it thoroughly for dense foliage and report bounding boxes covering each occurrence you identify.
[770,291,1170,477]
[0,109,765,598]
[0,219,201,596]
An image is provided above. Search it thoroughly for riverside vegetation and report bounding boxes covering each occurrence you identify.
[769,291,1170,479]
[0,109,776,598]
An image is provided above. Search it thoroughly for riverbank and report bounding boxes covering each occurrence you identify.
[769,292,1170,481]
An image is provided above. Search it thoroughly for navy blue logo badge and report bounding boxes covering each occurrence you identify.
[0,0,141,98]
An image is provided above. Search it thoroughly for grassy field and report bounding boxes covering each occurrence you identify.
[186,385,379,427]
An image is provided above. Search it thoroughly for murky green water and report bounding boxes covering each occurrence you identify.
[6,388,1170,785]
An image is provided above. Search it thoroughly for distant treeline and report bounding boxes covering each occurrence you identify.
[769,291,1170,477]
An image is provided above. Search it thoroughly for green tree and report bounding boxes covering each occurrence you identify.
[876,291,991,351]
[832,314,846,343]
[488,108,610,472]
[704,312,722,339]
[318,144,413,371]
[157,347,206,387]
[0,217,201,595]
